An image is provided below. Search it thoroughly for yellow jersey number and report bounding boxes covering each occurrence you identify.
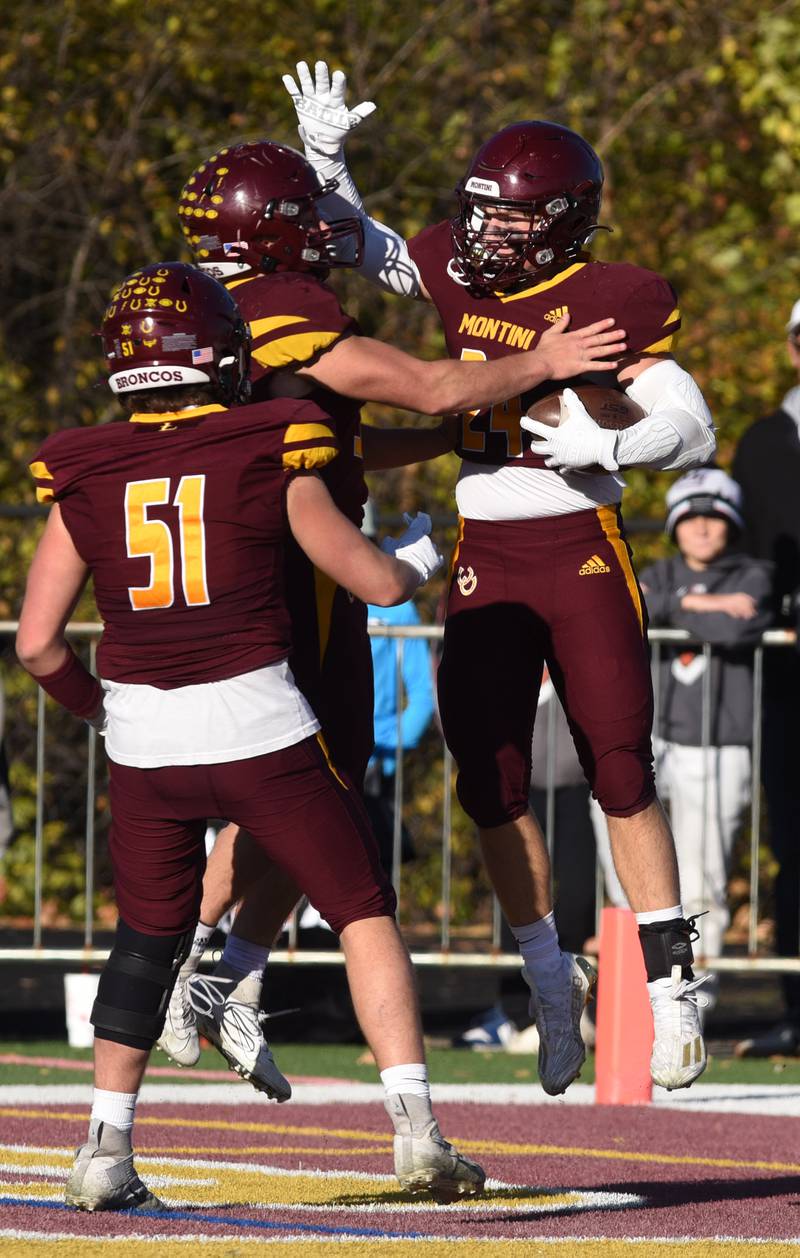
[124,475,209,610]
[459,348,523,458]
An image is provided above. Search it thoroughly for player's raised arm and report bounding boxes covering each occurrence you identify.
[282,58,426,299]
[285,473,442,605]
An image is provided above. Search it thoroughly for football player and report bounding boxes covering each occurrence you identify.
[157,138,628,1083]
[281,59,717,1093]
[17,262,485,1209]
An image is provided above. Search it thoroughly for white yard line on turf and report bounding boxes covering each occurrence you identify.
[1,1082,800,1116]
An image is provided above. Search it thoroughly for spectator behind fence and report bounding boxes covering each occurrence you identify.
[733,302,800,1056]
[454,670,597,1051]
[596,468,772,1010]
[362,500,436,880]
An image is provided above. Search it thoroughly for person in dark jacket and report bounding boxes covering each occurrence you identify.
[733,302,800,1055]
[598,469,772,1005]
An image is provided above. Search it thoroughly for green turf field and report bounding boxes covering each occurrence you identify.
[1,1038,800,1087]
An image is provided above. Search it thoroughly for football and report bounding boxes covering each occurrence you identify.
[525,384,645,474]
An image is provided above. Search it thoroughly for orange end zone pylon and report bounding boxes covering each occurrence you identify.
[595,906,653,1105]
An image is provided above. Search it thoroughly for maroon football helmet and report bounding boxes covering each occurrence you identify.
[101,262,250,403]
[178,141,364,276]
[450,122,604,295]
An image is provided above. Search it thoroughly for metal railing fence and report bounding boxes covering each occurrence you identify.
[1,620,799,974]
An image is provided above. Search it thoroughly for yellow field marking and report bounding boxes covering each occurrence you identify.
[0,1145,601,1212]
[463,1137,800,1176]
[0,1108,388,1145]
[1,1180,64,1197]
[137,1144,394,1156]
[3,1240,800,1257]
[3,1107,799,1177]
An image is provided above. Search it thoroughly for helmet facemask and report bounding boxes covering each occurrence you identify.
[204,197,364,276]
[216,322,252,405]
[181,147,364,278]
[451,186,598,295]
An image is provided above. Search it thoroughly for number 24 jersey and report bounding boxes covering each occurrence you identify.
[408,221,681,469]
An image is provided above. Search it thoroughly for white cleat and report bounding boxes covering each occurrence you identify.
[187,972,292,1102]
[156,970,200,1067]
[385,1093,485,1203]
[524,953,597,1096]
[648,964,708,1090]
[65,1122,168,1213]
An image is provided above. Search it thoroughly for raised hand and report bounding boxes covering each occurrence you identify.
[282,59,376,156]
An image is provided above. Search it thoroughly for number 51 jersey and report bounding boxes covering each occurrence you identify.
[29,399,338,688]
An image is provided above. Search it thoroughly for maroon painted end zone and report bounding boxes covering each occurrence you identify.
[1,1098,798,1242]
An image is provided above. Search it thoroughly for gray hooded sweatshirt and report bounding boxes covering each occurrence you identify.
[640,552,773,746]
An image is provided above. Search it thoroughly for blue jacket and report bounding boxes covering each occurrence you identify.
[367,601,435,776]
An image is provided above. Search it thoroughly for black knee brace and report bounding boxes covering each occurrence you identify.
[92,919,194,1050]
[638,917,697,982]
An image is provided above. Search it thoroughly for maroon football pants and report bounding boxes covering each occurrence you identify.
[438,506,656,828]
[107,735,395,936]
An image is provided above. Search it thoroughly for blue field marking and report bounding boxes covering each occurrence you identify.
[0,1196,426,1239]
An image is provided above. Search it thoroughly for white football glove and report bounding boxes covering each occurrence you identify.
[520,388,619,473]
[381,512,443,587]
[281,59,376,157]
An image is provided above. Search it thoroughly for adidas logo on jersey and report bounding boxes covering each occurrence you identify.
[544,306,569,323]
[579,554,610,575]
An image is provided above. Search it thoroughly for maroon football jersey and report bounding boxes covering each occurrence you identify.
[30,400,338,688]
[225,270,366,525]
[408,220,681,468]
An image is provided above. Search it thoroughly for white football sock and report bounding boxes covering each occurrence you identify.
[90,1088,137,1133]
[380,1063,430,1100]
[635,905,684,926]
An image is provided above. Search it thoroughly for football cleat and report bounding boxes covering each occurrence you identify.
[734,1021,800,1059]
[155,970,200,1067]
[385,1093,485,1203]
[524,953,597,1095]
[65,1121,167,1213]
[187,972,292,1102]
[648,965,708,1090]
[452,1004,517,1050]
